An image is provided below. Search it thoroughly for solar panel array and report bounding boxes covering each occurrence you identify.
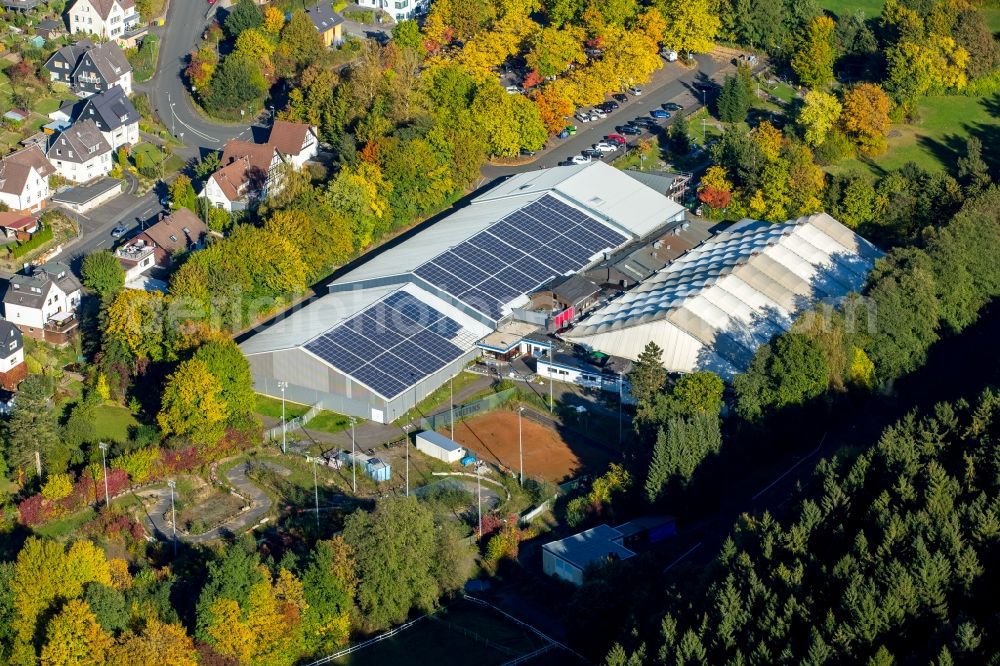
[414,195,628,320]
[304,291,472,399]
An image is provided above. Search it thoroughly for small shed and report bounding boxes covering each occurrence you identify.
[366,458,391,482]
[542,524,635,586]
[415,430,466,464]
[614,515,677,546]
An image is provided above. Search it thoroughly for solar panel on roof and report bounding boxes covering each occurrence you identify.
[451,242,508,275]
[434,251,491,286]
[414,262,473,294]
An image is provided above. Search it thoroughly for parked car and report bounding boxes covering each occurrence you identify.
[571,154,592,164]
[566,125,577,135]
[111,224,128,238]
[651,109,670,119]
[581,148,603,159]
[505,85,523,94]
[593,142,617,153]
[612,93,628,103]
[600,100,620,110]
[558,129,570,139]
[632,117,657,127]
[660,49,678,62]
[605,133,627,145]
[575,112,593,123]
[591,108,608,119]
[629,86,643,95]
[520,148,537,157]
[619,125,642,135]
[663,102,683,111]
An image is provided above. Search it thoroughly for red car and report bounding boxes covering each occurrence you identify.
[605,134,627,145]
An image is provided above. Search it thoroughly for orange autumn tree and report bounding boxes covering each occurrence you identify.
[698,166,734,210]
[532,87,574,134]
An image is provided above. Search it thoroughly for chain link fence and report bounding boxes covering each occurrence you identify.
[419,388,518,431]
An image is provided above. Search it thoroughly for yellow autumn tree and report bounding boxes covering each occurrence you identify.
[206,568,307,665]
[105,289,167,361]
[841,83,891,155]
[156,358,229,444]
[110,621,198,666]
[659,0,719,54]
[531,86,575,133]
[798,90,842,147]
[41,473,73,501]
[40,600,114,666]
[262,5,284,34]
[753,120,784,162]
[791,16,836,88]
[848,347,876,389]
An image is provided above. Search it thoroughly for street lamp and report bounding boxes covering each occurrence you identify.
[277,381,288,454]
[167,479,177,556]
[517,405,524,487]
[98,442,110,508]
[476,463,483,539]
[401,424,412,497]
[349,417,357,494]
[170,102,175,136]
[450,374,455,439]
[618,371,624,447]
[311,457,320,531]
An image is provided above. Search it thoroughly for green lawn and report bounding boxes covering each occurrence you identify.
[33,97,64,114]
[827,94,1000,178]
[93,404,140,442]
[819,0,884,18]
[305,410,354,434]
[255,394,309,420]
[33,507,97,540]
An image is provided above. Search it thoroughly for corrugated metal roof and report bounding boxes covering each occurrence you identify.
[542,524,635,570]
[564,213,882,377]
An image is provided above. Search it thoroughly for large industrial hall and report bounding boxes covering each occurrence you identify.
[239,162,687,423]
[240,160,881,423]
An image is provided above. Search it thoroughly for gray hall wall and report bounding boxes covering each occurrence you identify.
[247,346,480,425]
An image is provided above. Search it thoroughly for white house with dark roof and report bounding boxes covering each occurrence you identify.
[2,262,83,344]
[0,146,55,213]
[68,0,139,41]
[77,85,139,150]
[47,119,113,183]
[44,40,133,96]
[267,120,319,169]
[0,320,26,390]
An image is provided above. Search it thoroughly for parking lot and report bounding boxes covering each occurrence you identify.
[482,52,737,179]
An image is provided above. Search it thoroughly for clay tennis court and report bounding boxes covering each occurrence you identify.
[445,410,613,483]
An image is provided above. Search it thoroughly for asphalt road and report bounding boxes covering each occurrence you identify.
[482,53,732,180]
[61,190,160,268]
[140,0,254,153]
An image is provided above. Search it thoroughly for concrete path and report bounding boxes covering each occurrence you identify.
[138,461,282,544]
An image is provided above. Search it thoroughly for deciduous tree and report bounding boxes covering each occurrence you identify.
[223,0,263,40]
[157,359,228,444]
[658,0,720,54]
[791,15,836,88]
[798,90,842,147]
[40,599,113,666]
[82,250,125,300]
[192,339,256,425]
[841,83,891,155]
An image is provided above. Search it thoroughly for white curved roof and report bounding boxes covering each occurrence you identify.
[564,213,882,377]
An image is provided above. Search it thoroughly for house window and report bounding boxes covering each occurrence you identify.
[8,341,16,351]
[169,235,178,242]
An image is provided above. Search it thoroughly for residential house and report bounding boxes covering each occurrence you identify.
[36,19,67,41]
[2,262,83,344]
[200,140,284,212]
[0,146,55,213]
[0,211,38,240]
[76,85,139,150]
[47,119,114,183]
[0,320,26,390]
[116,207,209,281]
[355,0,424,20]
[268,120,319,169]
[305,1,343,47]
[68,0,140,41]
[44,40,133,97]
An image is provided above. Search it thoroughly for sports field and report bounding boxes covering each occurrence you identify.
[447,410,613,482]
